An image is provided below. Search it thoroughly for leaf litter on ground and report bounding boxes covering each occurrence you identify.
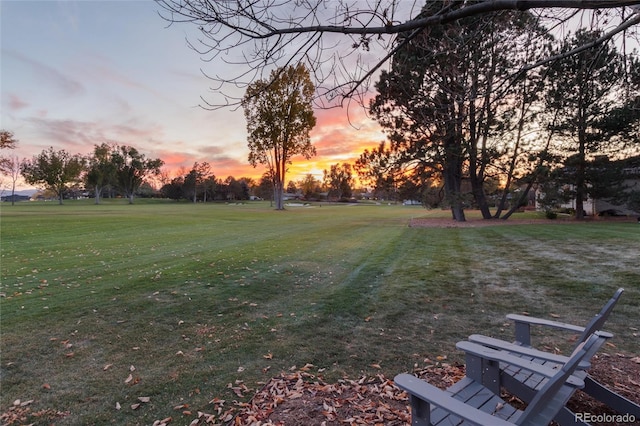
[1,354,639,425]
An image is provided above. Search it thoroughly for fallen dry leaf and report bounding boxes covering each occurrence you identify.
[152,417,172,426]
[178,354,639,426]
[138,396,151,403]
[131,403,141,410]
[125,374,133,384]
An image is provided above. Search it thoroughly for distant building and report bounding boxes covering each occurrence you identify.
[1,194,31,202]
[535,157,640,216]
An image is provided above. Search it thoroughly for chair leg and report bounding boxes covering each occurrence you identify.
[410,394,431,426]
[583,376,640,417]
[554,406,589,426]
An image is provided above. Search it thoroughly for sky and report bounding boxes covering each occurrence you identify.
[0,0,387,191]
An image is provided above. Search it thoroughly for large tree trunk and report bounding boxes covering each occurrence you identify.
[10,181,16,206]
[274,159,286,210]
[443,139,466,222]
[501,184,534,220]
[575,111,587,219]
[575,159,586,219]
[274,181,284,210]
[94,186,101,205]
[472,181,492,219]
[467,56,493,220]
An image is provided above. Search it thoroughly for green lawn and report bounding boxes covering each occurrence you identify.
[1,200,639,425]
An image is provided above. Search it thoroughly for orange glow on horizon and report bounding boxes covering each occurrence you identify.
[160,105,387,185]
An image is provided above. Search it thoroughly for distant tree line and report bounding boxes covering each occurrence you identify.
[3,142,163,205]
[160,164,253,202]
[0,133,372,206]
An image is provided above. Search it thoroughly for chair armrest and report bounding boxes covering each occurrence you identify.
[506,314,586,333]
[467,334,591,370]
[506,313,586,346]
[394,374,515,426]
[456,341,584,388]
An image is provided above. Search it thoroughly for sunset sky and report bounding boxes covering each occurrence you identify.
[1,1,386,191]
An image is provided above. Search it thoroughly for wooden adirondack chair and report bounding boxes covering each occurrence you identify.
[395,332,607,426]
[468,288,640,425]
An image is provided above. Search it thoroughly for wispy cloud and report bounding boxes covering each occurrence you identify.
[197,146,227,157]
[24,117,111,152]
[85,62,176,105]
[4,49,85,97]
[22,115,168,155]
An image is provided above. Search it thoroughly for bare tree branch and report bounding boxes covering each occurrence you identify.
[520,11,640,73]
[244,1,640,37]
[156,0,640,108]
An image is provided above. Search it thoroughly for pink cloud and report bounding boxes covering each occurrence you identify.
[156,148,258,181]
[311,105,384,160]
[7,94,29,111]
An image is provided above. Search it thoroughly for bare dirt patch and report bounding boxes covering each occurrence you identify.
[408,216,639,228]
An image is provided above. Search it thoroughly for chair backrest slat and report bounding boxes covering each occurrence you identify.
[574,288,624,351]
[518,332,605,426]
